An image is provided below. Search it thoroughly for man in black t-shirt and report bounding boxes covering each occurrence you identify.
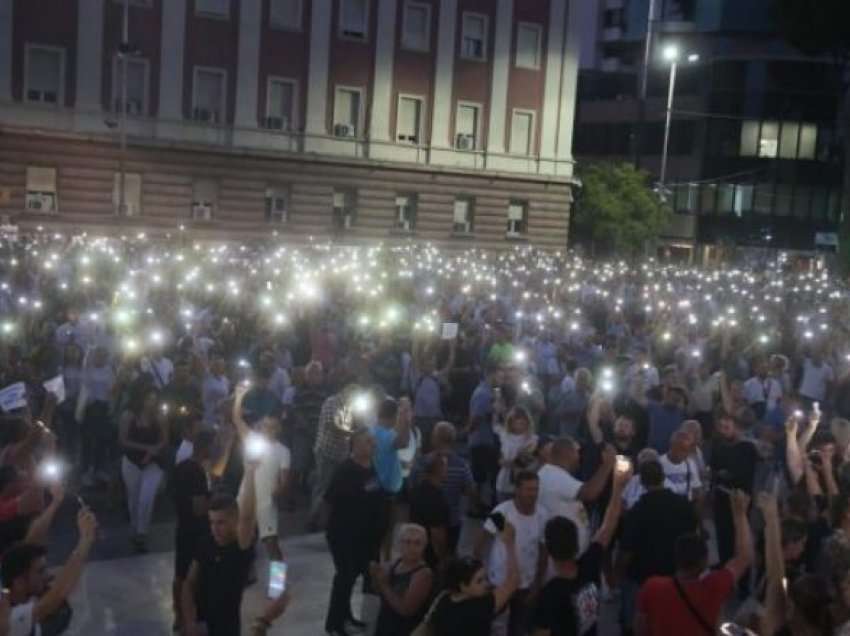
[615,459,699,635]
[172,430,214,632]
[181,456,258,636]
[409,452,451,567]
[324,427,385,636]
[532,461,630,636]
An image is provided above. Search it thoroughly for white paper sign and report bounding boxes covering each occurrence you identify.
[441,322,459,340]
[0,382,27,412]
[43,375,66,404]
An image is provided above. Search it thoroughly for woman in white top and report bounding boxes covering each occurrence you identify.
[78,346,116,487]
[495,406,538,501]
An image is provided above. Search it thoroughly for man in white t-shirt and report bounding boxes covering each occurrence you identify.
[3,509,97,636]
[537,437,616,555]
[742,359,783,419]
[659,430,702,502]
[141,352,174,390]
[234,384,290,563]
[475,471,548,636]
[799,352,834,406]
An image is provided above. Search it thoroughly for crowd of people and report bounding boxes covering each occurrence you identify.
[0,232,847,635]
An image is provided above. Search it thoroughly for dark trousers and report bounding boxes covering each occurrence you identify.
[325,534,375,631]
[507,588,533,636]
[469,444,499,509]
[81,401,112,474]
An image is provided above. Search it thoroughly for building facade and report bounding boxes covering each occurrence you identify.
[0,0,581,249]
[574,0,845,261]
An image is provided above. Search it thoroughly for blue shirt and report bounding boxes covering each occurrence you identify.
[468,381,495,447]
[646,401,685,454]
[372,425,403,494]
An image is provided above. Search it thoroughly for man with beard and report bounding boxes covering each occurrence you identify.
[710,410,758,566]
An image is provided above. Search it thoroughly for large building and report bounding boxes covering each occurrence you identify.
[0,0,581,249]
[574,0,845,262]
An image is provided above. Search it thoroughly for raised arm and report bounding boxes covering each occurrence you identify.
[393,397,412,450]
[237,461,258,549]
[593,463,630,548]
[34,508,96,622]
[785,416,805,485]
[725,490,754,582]
[232,384,252,440]
[757,492,787,636]
[492,523,520,613]
[23,483,64,545]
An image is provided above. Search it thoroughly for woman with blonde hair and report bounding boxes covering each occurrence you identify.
[495,406,538,502]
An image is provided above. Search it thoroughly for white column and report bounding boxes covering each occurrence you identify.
[485,0,512,154]
[430,0,457,148]
[159,0,187,120]
[539,0,566,159]
[235,0,262,128]
[0,0,13,102]
[368,0,397,142]
[305,0,332,136]
[75,0,105,110]
[556,0,581,163]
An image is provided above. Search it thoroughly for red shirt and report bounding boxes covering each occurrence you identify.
[637,568,734,636]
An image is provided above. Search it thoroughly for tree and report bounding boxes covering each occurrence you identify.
[572,161,671,258]
[774,0,850,273]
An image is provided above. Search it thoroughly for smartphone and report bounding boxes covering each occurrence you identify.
[488,512,506,532]
[268,560,287,599]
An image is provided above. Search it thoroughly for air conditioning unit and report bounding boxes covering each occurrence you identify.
[25,193,55,213]
[334,123,356,138]
[453,221,471,234]
[456,134,475,150]
[192,204,213,221]
[193,108,218,124]
[265,116,284,130]
[126,100,142,116]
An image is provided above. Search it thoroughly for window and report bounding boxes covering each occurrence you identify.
[397,96,423,144]
[24,45,64,105]
[25,167,58,213]
[112,172,142,216]
[265,186,290,223]
[270,0,302,30]
[192,67,226,124]
[455,103,480,150]
[192,179,218,221]
[112,57,148,115]
[333,87,362,137]
[739,121,759,157]
[799,123,817,160]
[195,0,229,18]
[779,122,799,160]
[510,110,534,155]
[453,196,474,234]
[339,0,368,40]
[740,119,819,161]
[333,188,356,230]
[734,184,754,216]
[402,2,430,51]
[461,13,487,61]
[506,200,527,237]
[758,122,779,158]
[717,184,735,215]
[516,23,541,69]
[395,194,417,231]
[265,78,296,130]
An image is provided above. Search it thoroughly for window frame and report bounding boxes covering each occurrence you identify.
[394,193,418,232]
[191,178,219,220]
[401,1,431,52]
[112,172,143,217]
[195,0,231,19]
[265,185,291,223]
[191,66,228,125]
[264,76,298,131]
[455,101,483,150]
[396,93,425,145]
[452,195,475,235]
[338,0,370,42]
[515,22,542,70]
[269,0,303,31]
[460,12,488,62]
[25,166,59,214]
[333,85,366,137]
[332,188,357,230]
[509,108,536,156]
[506,200,528,237]
[111,55,150,116]
[23,44,66,106]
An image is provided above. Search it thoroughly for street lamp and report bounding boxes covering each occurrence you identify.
[659,45,699,190]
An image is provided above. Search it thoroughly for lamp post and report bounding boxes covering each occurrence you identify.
[659,45,699,191]
[117,0,130,217]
